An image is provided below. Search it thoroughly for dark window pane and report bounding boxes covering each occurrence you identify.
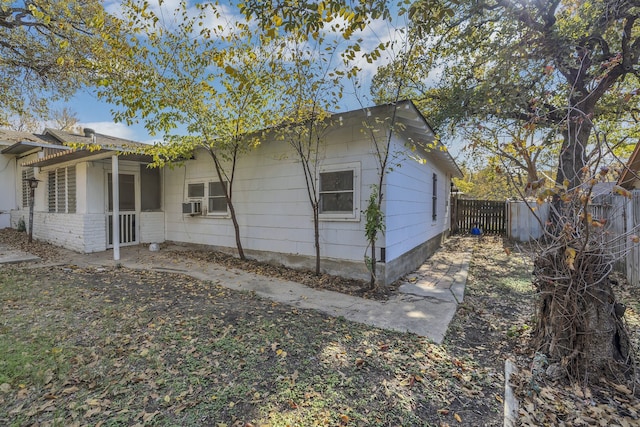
[48,171,56,212]
[108,173,136,211]
[67,166,76,213]
[320,193,353,213]
[209,181,227,197]
[119,174,135,211]
[208,197,227,212]
[432,173,437,220]
[22,169,33,208]
[188,183,204,198]
[320,171,353,192]
[56,168,66,212]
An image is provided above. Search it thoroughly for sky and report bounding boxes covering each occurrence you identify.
[50,0,415,145]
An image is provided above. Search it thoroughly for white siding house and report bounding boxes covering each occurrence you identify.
[2,128,163,253]
[0,130,69,230]
[163,101,462,284]
[1,101,462,285]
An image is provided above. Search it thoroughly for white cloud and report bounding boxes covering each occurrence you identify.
[105,0,244,39]
[80,122,138,141]
[353,17,411,76]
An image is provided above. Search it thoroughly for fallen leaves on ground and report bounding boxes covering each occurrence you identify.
[4,230,638,426]
[0,246,503,426]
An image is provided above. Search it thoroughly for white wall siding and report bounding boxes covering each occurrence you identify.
[384,137,450,263]
[0,153,17,228]
[140,212,165,244]
[164,125,381,264]
[85,161,106,214]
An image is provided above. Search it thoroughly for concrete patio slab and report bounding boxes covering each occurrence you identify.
[0,243,40,264]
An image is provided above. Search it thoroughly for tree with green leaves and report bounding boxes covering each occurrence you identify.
[0,0,122,125]
[238,0,392,41]
[273,35,344,276]
[399,0,640,189]
[97,1,284,260]
[452,161,523,201]
[396,0,640,382]
[239,0,421,286]
[355,19,434,288]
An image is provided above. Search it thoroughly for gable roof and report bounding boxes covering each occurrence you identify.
[337,100,463,178]
[393,100,463,178]
[11,100,462,176]
[21,128,152,167]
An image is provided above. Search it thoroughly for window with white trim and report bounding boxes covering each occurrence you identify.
[48,166,76,213]
[432,173,438,221]
[318,163,360,220]
[208,181,228,214]
[186,181,228,215]
[187,182,204,198]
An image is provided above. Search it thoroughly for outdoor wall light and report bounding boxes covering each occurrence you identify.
[27,177,40,189]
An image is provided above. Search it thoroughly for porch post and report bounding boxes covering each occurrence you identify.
[112,154,120,261]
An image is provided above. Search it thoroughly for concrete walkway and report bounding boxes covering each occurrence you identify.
[0,239,472,344]
[0,242,40,264]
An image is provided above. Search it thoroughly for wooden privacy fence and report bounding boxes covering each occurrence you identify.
[624,191,640,285]
[507,201,549,242]
[453,198,507,235]
[500,193,637,284]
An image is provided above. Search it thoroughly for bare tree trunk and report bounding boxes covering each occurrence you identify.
[227,199,245,260]
[209,150,245,260]
[554,115,591,189]
[313,205,320,275]
[370,239,376,289]
[533,248,632,380]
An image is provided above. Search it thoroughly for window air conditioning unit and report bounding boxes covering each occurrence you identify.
[182,201,202,215]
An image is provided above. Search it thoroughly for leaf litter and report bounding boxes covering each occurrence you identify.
[1,229,639,425]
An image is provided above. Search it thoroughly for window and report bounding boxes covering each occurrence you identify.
[67,167,76,213]
[108,173,135,211]
[48,166,76,213]
[208,181,228,213]
[185,181,227,215]
[140,165,161,211]
[21,168,34,208]
[318,163,360,220]
[188,183,204,198]
[56,168,66,211]
[432,173,438,221]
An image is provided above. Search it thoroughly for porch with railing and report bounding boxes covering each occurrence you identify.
[107,213,137,246]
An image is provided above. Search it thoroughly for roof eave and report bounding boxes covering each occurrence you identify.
[1,141,70,155]
[22,147,154,168]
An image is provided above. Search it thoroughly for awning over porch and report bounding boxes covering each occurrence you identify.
[19,128,154,168]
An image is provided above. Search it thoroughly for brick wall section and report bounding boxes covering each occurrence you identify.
[11,209,106,253]
[140,212,165,244]
[37,212,85,252]
[81,214,107,252]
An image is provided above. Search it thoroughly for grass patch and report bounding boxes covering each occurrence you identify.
[0,263,508,426]
[0,335,67,387]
